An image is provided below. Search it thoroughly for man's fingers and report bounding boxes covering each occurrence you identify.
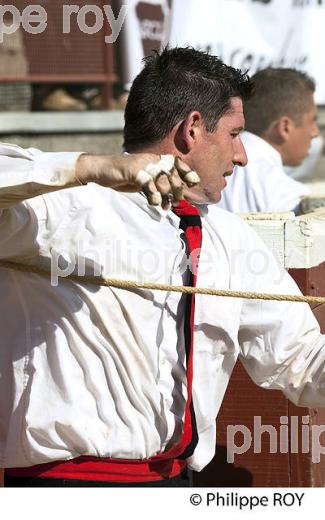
[135,168,153,187]
[134,155,198,207]
[156,173,177,209]
[142,179,162,206]
[155,171,172,194]
[155,155,176,176]
[168,167,184,204]
[161,192,174,210]
[174,156,200,187]
[155,169,185,208]
[143,155,175,181]
[159,154,200,188]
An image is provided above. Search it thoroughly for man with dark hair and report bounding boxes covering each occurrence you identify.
[1,48,325,488]
[124,47,251,205]
[219,67,319,213]
[124,47,252,152]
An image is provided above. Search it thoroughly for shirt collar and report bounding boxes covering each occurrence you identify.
[121,192,208,227]
[243,131,283,167]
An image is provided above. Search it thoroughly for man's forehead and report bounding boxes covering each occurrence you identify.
[221,97,245,127]
[229,96,244,111]
[302,99,318,121]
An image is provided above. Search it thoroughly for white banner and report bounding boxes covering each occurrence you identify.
[119,0,173,89]
[168,0,325,104]
[121,0,325,104]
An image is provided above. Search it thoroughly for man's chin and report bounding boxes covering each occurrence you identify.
[285,155,307,168]
[185,192,221,205]
[203,188,222,204]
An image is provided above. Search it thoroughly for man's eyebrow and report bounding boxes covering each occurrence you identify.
[232,126,244,132]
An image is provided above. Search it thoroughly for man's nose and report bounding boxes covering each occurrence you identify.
[312,121,320,139]
[233,137,248,167]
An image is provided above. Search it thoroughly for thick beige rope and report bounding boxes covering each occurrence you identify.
[0,259,325,305]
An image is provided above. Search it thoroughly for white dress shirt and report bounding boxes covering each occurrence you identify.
[0,142,325,472]
[218,131,310,213]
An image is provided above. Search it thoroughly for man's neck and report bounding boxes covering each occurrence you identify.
[125,139,176,157]
[259,131,286,164]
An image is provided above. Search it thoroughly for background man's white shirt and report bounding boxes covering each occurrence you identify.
[218,131,310,213]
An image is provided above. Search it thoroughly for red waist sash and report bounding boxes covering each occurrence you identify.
[6,456,187,482]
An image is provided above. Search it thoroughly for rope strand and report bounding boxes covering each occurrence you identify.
[1,259,324,305]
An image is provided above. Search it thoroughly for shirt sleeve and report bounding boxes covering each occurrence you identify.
[0,142,83,260]
[0,142,83,209]
[237,223,325,408]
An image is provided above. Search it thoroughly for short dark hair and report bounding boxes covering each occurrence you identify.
[123,46,252,151]
[244,68,316,136]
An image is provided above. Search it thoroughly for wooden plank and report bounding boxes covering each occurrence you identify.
[0,111,125,134]
[0,74,117,83]
[285,209,325,268]
[194,362,291,487]
[239,212,294,267]
[242,209,325,269]
[287,263,325,486]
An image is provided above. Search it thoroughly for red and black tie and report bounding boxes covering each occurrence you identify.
[172,199,202,458]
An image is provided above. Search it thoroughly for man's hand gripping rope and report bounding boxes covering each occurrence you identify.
[76,153,200,210]
[135,155,200,209]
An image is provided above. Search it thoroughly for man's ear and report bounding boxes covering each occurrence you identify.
[174,111,205,153]
[271,116,293,144]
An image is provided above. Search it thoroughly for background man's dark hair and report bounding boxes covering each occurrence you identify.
[245,68,316,136]
[123,46,252,151]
